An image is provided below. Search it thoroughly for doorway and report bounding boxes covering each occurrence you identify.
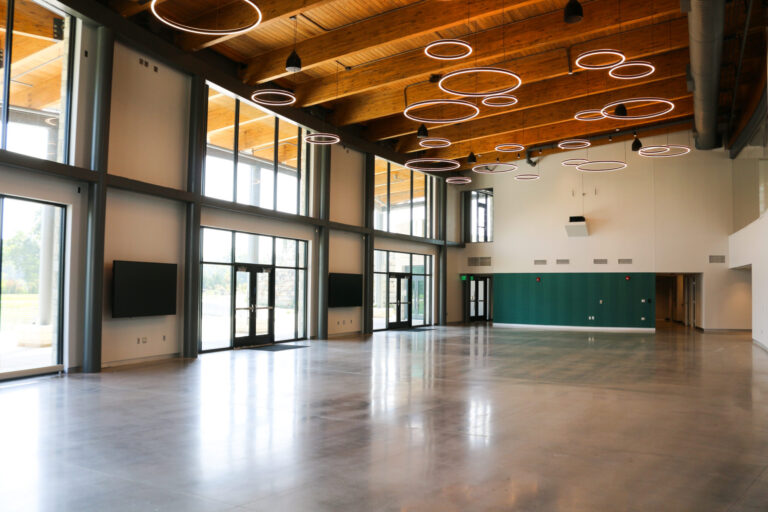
[655,273,697,328]
[234,264,275,347]
[464,275,492,322]
[387,273,412,329]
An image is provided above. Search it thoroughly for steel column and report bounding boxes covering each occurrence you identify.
[83,26,114,373]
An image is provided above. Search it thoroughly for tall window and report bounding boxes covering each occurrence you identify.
[200,227,308,351]
[0,0,73,163]
[204,84,309,216]
[468,189,493,243]
[374,156,436,238]
[373,249,432,330]
[0,196,65,376]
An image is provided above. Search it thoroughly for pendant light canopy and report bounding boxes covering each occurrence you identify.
[564,0,583,23]
[285,50,301,73]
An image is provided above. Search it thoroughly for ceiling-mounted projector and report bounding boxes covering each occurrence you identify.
[565,216,589,237]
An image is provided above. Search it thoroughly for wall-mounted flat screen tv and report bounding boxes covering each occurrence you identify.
[112,261,177,318]
[328,273,363,308]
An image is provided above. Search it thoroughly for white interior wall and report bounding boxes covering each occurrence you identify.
[730,213,768,349]
[108,42,190,189]
[329,145,364,227]
[329,230,364,335]
[449,131,749,330]
[0,168,87,370]
[102,189,185,365]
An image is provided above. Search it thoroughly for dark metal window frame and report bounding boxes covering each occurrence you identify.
[199,226,309,353]
[202,85,308,216]
[0,194,68,375]
[1,0,76,163]
[376,156,434,239]
[468,189,493,243]
[373,249,433,331]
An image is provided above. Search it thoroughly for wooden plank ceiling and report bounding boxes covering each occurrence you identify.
[114,0,766,170]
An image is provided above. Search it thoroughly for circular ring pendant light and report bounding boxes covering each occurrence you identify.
[574,109,605,122]
[558,139,591,150]
[424,39,473,60]
[438,67,522,97]
[419,137,452,149]
[151,0,262,35]
[514,173,541,181]
[472,162,518,174]
[405,158,461,172]
[575,160,627,172]
[403,99,480,124]
[608,61,656,80]
[495,143,525,153]
[304,133,340,145]
[638,144,691,157]
[446,176,472,184]
[600,98,675,120]
[574,49,626,70]
[482,94,518,108]
[561,158,589,167]
[251,89,296,106]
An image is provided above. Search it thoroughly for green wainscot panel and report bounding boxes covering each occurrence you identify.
[493,273,655,328]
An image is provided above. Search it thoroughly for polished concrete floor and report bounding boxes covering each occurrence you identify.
[2,325,768,511]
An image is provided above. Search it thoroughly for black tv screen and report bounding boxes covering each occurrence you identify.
[328,273,363,308]
[112,261,177,318]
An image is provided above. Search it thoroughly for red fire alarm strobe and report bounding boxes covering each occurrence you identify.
[536,277,541,282]
[625,275,631,281]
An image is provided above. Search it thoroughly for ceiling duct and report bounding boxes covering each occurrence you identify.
[687,0,725,149]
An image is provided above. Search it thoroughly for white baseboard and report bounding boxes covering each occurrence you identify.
[493,323,655,333]
[754,338,768,353]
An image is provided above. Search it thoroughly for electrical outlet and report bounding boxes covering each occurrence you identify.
[142,337,147,344]
[136,338,140,345]
[162,335,166,341]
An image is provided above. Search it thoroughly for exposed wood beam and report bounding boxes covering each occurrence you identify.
[393,58,689,152]
[447,120,694,171]
[295,0,681,108]
[176,0,337,52]
[110,0,161,18]
[333,18,688,128]
[0,0,63,41]
[241,0,541,85]
[434,97,694,164]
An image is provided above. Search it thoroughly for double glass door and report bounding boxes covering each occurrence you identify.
[469,277,489,321]
[388,273,411,329]
[234,265,274,347]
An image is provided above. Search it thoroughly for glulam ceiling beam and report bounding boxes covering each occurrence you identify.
[336,18,688,129]
[240,0,543,85]
[392,55,689,152]
[445,120,694,171]
[436,96,694,167]
[295,0,681,108]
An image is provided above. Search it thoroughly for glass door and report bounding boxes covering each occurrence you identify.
[469,277,489,322]
[234,264,274,347]
[388,273,412,329]
[0,197,65,378]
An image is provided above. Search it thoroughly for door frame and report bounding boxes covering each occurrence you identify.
[463,274,492,322]
[387,272,412,329]
[233,263,275,348]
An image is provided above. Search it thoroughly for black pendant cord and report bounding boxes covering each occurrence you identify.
[1,0,15,150]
